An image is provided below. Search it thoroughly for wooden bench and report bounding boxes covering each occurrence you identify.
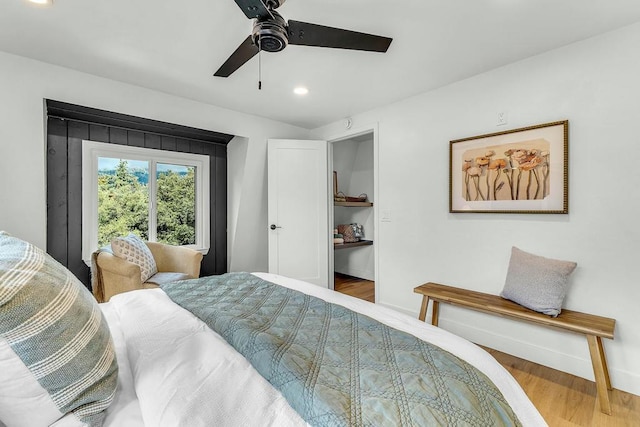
[414,282,616,415]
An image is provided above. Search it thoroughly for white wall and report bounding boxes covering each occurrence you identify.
[0,51,309,272]
[313,22,640,396]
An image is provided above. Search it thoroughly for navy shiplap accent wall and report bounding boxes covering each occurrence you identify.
[46,100,231,289]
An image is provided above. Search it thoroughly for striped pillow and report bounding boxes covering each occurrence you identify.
[0,231,118,427]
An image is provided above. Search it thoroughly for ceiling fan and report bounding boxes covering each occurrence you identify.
[214,0,393,78]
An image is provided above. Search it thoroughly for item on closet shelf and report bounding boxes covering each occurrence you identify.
[337,224,363,243]
[334,191,347,202]
[346,193,368,203]
[352,223,364,239]
[334,191,368,203]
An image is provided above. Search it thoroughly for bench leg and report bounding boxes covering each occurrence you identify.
[587,335,612,415]
[431,301,440,327]
[419,296,429,322]
[418,297,440,326]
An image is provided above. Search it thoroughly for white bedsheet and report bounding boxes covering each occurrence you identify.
[100,272,547,427]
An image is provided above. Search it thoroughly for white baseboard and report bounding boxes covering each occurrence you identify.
[334,267,374,281]
[377,301,415,317]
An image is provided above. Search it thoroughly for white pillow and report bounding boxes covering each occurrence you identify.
[111,234,158,282]
[500,246,577,317]
[0,338,66,426]
[0,231,118,427]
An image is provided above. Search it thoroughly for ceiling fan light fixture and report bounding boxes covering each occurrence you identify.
[252,10,288,52]
[294,87,309,95]
[215,0,392,77]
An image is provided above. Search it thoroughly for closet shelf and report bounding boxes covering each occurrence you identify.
[334,201,373,207]
[334,240,373,250]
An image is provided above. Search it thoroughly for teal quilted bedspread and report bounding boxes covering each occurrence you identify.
[161,272,521,427]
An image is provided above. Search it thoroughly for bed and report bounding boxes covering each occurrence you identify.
[0,232,547,427]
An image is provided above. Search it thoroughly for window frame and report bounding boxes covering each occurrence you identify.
[81,140,210,262]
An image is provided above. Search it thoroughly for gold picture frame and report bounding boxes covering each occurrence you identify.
[450,120,568,214]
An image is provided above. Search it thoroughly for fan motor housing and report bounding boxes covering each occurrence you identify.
[264,0,285,9]
[252,10,288,52]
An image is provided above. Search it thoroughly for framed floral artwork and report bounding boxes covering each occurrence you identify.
[450,120,568,213]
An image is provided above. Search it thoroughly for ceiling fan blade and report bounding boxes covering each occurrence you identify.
[287,20,392,52]
[214,36,260,77]
[233,0,273,20]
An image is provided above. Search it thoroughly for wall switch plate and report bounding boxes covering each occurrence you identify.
[381,209,392,222]
[497,111,508,126]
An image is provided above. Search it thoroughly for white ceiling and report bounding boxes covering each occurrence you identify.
[2,0,640,129]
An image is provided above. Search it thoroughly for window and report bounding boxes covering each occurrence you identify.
[82,141,209,261]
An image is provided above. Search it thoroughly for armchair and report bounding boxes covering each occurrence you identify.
[93,241,203,302]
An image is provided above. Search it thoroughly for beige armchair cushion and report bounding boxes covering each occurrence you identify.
[93,241,203,302]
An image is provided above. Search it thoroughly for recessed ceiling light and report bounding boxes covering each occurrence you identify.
[28,0,53,5]
[294,87,309,95]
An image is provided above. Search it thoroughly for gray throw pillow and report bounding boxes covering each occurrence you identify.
[500,246,577,317]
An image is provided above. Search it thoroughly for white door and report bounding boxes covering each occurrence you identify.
[268,139,329,287]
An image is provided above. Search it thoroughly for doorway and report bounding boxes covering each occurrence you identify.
[331,130,376,302]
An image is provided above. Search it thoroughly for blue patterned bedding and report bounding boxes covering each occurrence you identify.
[161,272,521,426]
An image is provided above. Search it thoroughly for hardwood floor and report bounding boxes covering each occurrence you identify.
[333,274,640,426]
[484,347,640,427]
[334,273,375,302]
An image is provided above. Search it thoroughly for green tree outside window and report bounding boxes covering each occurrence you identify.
[97,159,195,248]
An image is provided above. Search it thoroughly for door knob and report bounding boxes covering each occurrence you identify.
[270,224,282,230]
